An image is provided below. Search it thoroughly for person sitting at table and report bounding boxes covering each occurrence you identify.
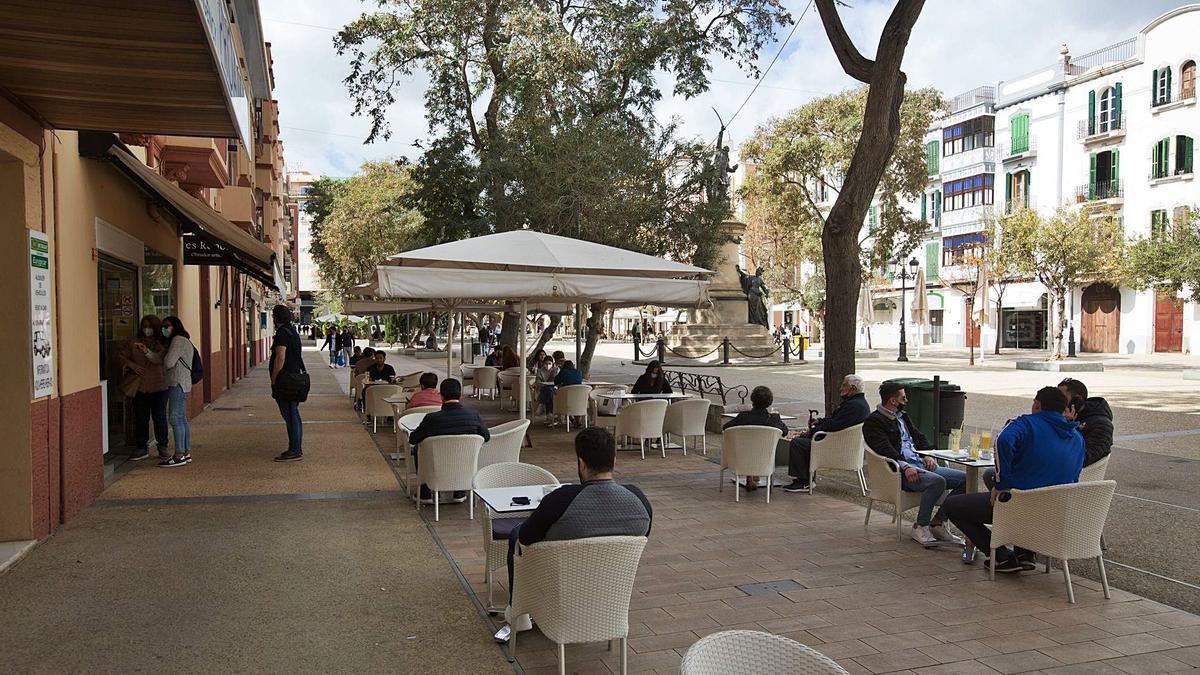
[493,427,652,643]
[631,360,672,395]
[405,372,443,410]
[408,378,490,502]
[552,350,565,368]
[366,350,396,382]
[347,345,364,367]
[863,382,966,548]
[534,355,559,422]
[944,386,1084,573]
[501,345,521,370]
[352,347,377,376]
[1058,378,1113,468]
[530,349,547,373]
[783,374,871,493]
[723,386,788,491]
[484,344,503,367]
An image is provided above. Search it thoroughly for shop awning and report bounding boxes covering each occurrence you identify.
[86,136,276,288]
[1001,284,1048,309]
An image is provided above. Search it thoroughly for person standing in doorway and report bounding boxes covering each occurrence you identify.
[155,316,196,467]
[121,315,169,461]
[271,305,306,462]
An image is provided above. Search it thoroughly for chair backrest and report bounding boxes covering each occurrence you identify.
[497,368,522,390]
[474,366,499,389]
[351,372,368,400]
[396,371,424,388]
[458,364,475,381]
[863,448,902,503]
[615,399,668,439]
[417,434,485,492]
[365,385,403,417]
[992,480,1117,560]
[721,425,782,476]
[682,629,850,675]
[1078,454,1110,483]
[511,536,648,645]
[554,384,592,417]
[810,424,867,472]
[397,412,429,435]
[479,419,530,469]
[663,398,711,436]
[404,405,442,416]
[473,461,559,491]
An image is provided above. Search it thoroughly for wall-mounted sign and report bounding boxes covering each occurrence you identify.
[183,233,233,266]
[30,230,53,398]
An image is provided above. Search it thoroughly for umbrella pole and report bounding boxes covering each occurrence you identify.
[519,300,528,421]
[447,311,455,380]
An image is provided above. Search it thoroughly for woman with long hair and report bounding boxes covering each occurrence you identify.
[155,316,197,467]
[631,359,673,395]
[501,344,521,370]
[120,314,169,461]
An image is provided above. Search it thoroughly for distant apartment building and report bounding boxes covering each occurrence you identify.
[286,169,321,323]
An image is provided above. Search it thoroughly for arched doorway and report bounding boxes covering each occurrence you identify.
[1155,292,1184,353]
[1081,284,1120,353]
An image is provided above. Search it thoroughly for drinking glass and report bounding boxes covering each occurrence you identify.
[948,428,962,452]
[969,433,981,460]
[981,429,993,451]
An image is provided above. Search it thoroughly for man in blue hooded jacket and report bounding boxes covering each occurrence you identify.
[944,386,1084,573]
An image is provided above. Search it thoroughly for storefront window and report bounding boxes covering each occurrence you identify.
[141,245,175,318]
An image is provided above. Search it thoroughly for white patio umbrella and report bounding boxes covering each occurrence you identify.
[972,261,990,362]
[910,267,929,358]
[857,286,875,348]
[313,312,367,323]
[371,231,712,419]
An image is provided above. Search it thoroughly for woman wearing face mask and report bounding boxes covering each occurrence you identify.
[120,315,169,461]
[535,356,559,422]
[631,360,673,395]
[153,316,197,467]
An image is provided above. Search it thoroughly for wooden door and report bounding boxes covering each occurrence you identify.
[1081,284,1121,353]
[1155,292,1184,352]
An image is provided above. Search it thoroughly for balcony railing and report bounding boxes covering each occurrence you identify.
[1066,38,1137,74]
[1003,136,1038,161]
[1075,180,1123,202]
[1077,113,1127,141]
[1152,85,1198,108]
[1149,166,1195,181]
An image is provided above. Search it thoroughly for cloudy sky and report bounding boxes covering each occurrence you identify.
[261,0,1185,177]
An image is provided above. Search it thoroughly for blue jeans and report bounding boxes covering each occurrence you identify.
[167,385,191,453]
[902,465,966,526]
[538,384,556,413]
[327,347,337,365]
[277,399,303,453]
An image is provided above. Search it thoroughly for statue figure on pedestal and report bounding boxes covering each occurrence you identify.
[736,264,770,328]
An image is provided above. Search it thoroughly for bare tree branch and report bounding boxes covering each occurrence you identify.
[814,0,875,82]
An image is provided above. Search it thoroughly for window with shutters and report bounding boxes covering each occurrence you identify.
[1086,150,1120,200]
[1153,67,1172,106]
[1151,209,1169,239]
[925,241,939,279]
[926,140,940,175]
[1006,170,1030,212]
[1176,135,1194,175]
[867,206,877,232]
[1099,87,1117,132]
[1010,113,1030,154]
[932,190,942,227]
[1152,138,1171,179]
[1183,61,1196,100]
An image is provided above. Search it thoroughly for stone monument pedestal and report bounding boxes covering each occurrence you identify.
[666,220,778,362]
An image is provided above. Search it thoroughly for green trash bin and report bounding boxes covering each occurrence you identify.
[883,378,966,449]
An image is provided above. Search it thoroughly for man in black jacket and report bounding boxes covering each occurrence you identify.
[863,382,966,547]
[408,379,490,500]
[783,374,871,493]
[1058,378,1113,467]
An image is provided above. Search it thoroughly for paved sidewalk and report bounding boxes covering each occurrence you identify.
[0,350,509,674]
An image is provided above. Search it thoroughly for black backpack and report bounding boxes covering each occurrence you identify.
[190,349,204,385]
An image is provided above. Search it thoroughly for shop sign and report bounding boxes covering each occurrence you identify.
[29,230,53,398]
[183,233,233,266]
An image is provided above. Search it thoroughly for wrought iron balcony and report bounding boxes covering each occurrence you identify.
[1074,180,1123,203]
[1077,114,1127,142]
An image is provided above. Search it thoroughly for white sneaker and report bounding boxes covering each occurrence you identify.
[911,525,939,547]
[930,524,965,546]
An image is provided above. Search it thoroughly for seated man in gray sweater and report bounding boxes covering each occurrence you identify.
[494,427,652,642]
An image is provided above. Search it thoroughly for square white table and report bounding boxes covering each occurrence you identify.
[474,484,562,514]
[594,392,693,401]
[918,449,995,494]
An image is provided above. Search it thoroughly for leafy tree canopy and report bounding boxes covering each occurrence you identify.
[1124,206,1200,303]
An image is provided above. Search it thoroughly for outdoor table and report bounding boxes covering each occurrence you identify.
[721,412,799,421]
[474,484,562,514]
[391,411,428,459]
[917,449,995,494]
[593,392,693,401]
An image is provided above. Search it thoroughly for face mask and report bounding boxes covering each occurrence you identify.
[143,327,154,337]
[650,373,658,379]
[895,402,906,412]
[162,326,173,338]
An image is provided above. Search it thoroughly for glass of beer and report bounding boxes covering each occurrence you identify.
[969,433,981,460]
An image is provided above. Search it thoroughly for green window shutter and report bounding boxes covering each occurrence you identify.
[1012,113,1029,154]
[1111,149,1120,194]
[1153,140,1162,178]
[925,241,939,279]
[1178,135,1194,174]
[1004,172,1012,211]
[1023,170,1031,208]
[1114,82,1123,127]
[1186,136,1195,173]
[935,191,942,226]
[1088,90,1096,135]
[869,206,877,231]
[921,193,927,222]
[1089,152,1097,198]
[1166,67,1173,104]
[1152,68,1160,105]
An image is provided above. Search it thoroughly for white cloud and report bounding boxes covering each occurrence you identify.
[262,0,1187,176]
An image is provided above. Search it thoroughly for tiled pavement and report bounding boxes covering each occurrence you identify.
[359,366,1200,675]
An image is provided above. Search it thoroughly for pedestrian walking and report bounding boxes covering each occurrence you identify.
[270,305,308,462]
[338,327,355,368]
[320,326,337,367]
[155,316,197,467]
[119,315,169,461]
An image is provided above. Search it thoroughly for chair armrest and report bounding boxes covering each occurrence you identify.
[811,431,828,442]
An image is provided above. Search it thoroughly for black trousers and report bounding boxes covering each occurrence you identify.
[943,492,993,552]
[133,389,169,451]
[788,435,812,481]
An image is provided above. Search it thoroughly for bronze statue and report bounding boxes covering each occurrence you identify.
[706,110,738,204]
[736,264,770,328]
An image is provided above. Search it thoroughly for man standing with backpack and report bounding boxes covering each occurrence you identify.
[270,305,308,462]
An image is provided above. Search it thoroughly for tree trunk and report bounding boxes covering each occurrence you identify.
[578,301,605,378]
[526,314,562,369]
[822,229,861,413]
[499,311,519,349]
[993,296,1004,355]
[1053,289,1066,359]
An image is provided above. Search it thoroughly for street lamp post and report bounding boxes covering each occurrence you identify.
[895,257,919,362]
[1066,288,1077,357]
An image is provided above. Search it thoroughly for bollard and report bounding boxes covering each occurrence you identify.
[656,337,665,364]
[633,335,640,362]
[933,375,942,449]
[782,336,789,363]
[797,336,805,362]
[722,336,730,365]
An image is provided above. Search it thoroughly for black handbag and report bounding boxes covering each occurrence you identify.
[273,326,310,402]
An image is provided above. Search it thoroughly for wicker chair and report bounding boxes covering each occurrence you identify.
[1079,455,1110,483]
[364,384,403,433]
[809,424,867,496]
[682,629,849,675]
[663,399,711,456]
[553,385,593,432]
[474,366,499,399]
[720,425,783,502]
[863,448,939,541]
[590,385,628,424]
[614,399,668,459]
[510,536,648,675]
[497,368,524,411]
[414,434,484,521]
[479,419,530,469]
[472,461,559,610]
[989,480,1117,603]
[350,370,367,402]
[394,406,442,457]
[395,371,424,389]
